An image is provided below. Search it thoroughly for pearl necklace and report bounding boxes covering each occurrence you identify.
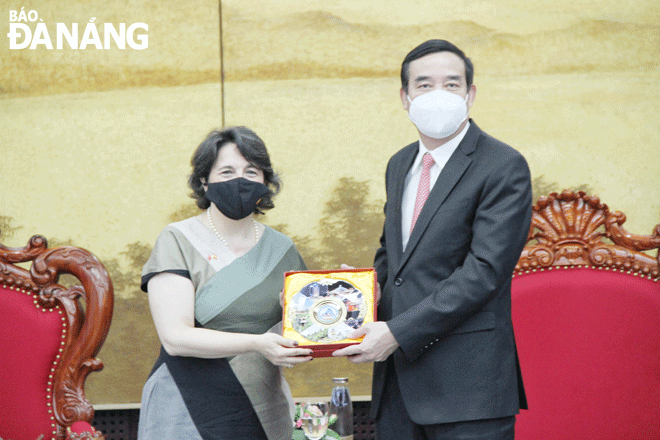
[207,207,259,249]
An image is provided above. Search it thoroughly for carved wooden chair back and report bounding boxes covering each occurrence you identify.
[0,236,113,440]
[512,190,660,439]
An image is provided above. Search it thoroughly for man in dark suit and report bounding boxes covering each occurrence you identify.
[334,40,531,439]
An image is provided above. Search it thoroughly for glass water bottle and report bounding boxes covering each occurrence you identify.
[329,377,353,440]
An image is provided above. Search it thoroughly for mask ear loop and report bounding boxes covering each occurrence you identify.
[461,94,470,123]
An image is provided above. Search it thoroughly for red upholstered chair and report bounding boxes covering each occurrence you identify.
[512,190,660,439]
[0,236,113,440]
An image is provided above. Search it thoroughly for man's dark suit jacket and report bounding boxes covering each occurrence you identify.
[372,121,531,425]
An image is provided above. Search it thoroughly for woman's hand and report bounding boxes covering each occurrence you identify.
[255,333,313,368]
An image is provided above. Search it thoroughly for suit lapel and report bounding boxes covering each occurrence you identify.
[396,123,481,274]
[387,142,418,272]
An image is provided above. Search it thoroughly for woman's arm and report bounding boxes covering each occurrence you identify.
[148,272,313,367]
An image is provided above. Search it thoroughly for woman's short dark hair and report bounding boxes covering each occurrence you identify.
[401,39,474,92]
[188,126,281,213]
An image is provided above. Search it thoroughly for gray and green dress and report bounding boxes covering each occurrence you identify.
[137,217,306,440]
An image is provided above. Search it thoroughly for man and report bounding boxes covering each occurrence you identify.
[334,40,531,439]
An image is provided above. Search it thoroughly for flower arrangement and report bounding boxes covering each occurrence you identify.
[293,404,340,440]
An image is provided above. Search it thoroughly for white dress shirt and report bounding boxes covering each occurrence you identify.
[401,122,470,249]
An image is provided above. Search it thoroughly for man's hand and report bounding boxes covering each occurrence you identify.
[332,322,399,363]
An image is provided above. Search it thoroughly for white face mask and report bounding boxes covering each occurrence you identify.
[407,89,469,139]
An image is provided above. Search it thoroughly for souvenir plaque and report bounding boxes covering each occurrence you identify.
[282,268,377,357]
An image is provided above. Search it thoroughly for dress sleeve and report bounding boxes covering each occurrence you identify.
[141,226,191,292]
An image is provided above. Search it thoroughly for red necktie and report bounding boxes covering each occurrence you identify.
[411,153,435,233]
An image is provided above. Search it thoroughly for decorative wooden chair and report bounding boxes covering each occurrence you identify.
[0,236,113,440]
[512,190,660,439]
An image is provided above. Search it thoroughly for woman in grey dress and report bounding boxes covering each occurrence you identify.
[138,126,313,440]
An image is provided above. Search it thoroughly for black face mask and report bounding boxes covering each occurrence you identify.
[204,178,270,220]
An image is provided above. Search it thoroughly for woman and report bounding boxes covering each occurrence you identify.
[138,126,313,440]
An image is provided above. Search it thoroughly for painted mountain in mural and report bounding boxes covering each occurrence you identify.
[3,6,658,96]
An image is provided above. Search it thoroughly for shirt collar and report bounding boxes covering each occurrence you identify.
[411,121,471,172]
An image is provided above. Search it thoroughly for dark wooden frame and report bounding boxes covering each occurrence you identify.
[0,235,114,439]
[515,190,660,278]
